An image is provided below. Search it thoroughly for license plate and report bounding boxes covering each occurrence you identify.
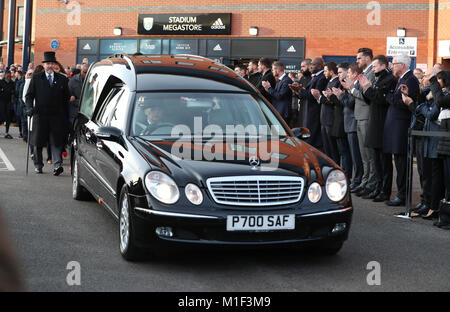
[226,214,295,232]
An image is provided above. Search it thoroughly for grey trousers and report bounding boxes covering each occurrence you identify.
[356,119,377,189]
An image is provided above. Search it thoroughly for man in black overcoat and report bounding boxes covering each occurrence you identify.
[25,51,70,175]
[382,54,420,206]
[290,57,328,150]
[312,62,341,163]
[359,55,397,202]
[256,57,276,103]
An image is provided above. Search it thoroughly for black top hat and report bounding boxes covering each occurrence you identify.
[42,51,57,63]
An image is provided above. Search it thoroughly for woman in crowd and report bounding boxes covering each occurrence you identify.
[412,73,445,220]
[430,70,450,229]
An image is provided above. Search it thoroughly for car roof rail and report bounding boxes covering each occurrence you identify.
[108,53,137,91]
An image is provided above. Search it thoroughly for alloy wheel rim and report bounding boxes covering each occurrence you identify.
[119,194,130,253]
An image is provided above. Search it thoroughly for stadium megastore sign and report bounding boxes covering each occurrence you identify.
[138,13,231,35]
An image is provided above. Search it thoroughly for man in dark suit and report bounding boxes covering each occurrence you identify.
[246,59,262,87]
[0,71,16,139]
[290,57,328,149]
[256,57,276,103]
[382,54,420,206]
[26,51,70,175]
[311,62,341,163]
[262,61,293,121]
[358,55,397,202]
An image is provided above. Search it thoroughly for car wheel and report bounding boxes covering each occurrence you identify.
[119,185,142,261]
[72,154,90,200]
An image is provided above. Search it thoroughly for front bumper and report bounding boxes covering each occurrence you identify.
[131,205,353,249]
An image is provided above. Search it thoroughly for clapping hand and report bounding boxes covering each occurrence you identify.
[402,93,413,106]
[289,82,303,94]
[322,89,332,99]
[341,78,353,91]
[357,75,372,91]
[261,80,271,91]
[332,87,343,98]
[311,89,321,100]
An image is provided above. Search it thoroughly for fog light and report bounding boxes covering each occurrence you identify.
[155,227,173,237]
[331,223,347,235]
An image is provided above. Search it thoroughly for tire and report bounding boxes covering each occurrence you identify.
[72,154,91,201]
[119,185,142,261]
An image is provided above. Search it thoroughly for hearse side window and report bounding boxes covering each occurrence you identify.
[109,88,130,130]
[96,89,124,126]
[79,70,100,118]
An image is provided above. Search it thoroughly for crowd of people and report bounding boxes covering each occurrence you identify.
[0,50,449,230]
[0,53,90,175]
[234,49,450,230]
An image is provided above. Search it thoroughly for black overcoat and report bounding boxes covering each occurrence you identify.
[383,70,419,154]
[297,71,328,149]
[363,69,397,149]
[25,72,70,148]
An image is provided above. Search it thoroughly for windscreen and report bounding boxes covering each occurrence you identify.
[130,92,288,139]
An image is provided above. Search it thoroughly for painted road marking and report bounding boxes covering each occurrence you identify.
[0,147,15,171]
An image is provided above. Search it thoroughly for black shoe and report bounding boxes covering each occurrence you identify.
[416,205,431,216]
[411,202,425,213]
[422,210,439,220]
[434,220,449,227]
[35,167,43,174]
[351,185,363,193]
[363,189,380,200]
[53,166,63,176]
[373,193,390,202]
[4,133,12,139]
[349,183,360,190]
[386,197,405,206]
[356,188,371,197]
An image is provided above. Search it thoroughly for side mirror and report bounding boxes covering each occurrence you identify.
[292,127,311,139]
[95,126,123,143]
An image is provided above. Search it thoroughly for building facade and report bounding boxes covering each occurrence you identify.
[1,0,450,70]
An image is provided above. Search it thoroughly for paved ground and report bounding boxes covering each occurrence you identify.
[0,126,449,292]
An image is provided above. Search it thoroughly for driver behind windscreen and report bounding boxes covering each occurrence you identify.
[141,102,166,135]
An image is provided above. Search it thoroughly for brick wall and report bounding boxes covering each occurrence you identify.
[2,0,449,67]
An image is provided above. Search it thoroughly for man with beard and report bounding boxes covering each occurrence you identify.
[292,59,313,128]
[312,62,341,164]
[256,57,276,103]
[358,55,397,202]
[246,59,262,87]
[262,61,293,121]
[290,57,328,150]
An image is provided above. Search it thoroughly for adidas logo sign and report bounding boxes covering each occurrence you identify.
[211,18,226,30]
[213,44,222,51]
[287,45,296,53]
[83,43,92,50]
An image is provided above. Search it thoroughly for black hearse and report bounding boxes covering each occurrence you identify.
[71,54,352,260]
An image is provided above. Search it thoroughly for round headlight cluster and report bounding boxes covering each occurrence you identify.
[326,170,348,202]
[308,182,322,203]
[145,171,179,204]
[185,183,203,205]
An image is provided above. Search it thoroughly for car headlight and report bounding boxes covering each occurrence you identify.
[145,171,179,204]
[326,170,347,202]
[308,182,322,203]
[185,183,203,205]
